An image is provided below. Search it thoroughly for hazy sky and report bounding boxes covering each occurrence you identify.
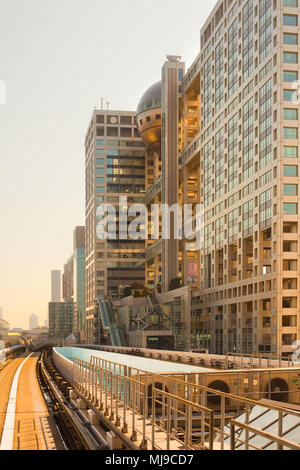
[0,0,213,329]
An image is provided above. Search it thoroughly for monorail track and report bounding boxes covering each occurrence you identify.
[38,352,107,450]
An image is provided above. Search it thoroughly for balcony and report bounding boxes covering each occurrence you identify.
[146,239,162,261]
[145,176,162,205]
[179,133,201,167]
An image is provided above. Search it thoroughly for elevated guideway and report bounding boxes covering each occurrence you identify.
[50,347,300,451]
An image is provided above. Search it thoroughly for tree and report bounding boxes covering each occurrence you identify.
[169,278,182,291]
[122,286,132,298]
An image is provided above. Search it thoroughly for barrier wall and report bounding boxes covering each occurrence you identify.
[52,347,74,385]
[73,344,296,370]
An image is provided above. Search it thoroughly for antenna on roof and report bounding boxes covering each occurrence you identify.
[101,98,104,110]
[106,98,110,110]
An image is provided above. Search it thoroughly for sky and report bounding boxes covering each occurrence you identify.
[0,0,214,329]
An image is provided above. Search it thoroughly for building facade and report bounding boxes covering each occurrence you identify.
[177,0,300,358]
[51,270,62,302]
[48,302,74,341]
[29,313,39,330]
[84,109,146,344]
[73,226,86,334]
[63,256,73,302]
[81,0,300,358]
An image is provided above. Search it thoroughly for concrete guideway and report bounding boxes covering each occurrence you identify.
[0,353,64,450]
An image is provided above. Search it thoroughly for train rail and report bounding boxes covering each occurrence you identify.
[38,352,108,450]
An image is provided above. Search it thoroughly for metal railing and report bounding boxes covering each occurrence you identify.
[72,356,300,451]
[226,352,295,369]
[147,373,300,450]
[73,357,215,450]
[230,420,300,451]
[152,387,213,450]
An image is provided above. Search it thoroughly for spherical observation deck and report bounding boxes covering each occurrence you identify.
[137,81,162,147]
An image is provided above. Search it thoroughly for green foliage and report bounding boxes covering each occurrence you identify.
[169,278,182,291]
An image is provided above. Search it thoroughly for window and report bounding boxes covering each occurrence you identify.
[283,71,298,82]
[283,127,298,138]
[283,52,298,63]
[120,128,132,137]
[283,109,298,120]
[96,197,104,202]
[96,177,105,184]
[283,184,298,195]
[106,150,119,156]
[284,203,298,214]
[283,89,297,101]
[96,149,105,156]
[96,115,104,124]
[120,116,132,125]
[284,165,298,176]
[96,158,105,165]
[96,187,105,193]
[96,127,104,136]
[107,127,118,137]
[96,168,104,175]
[96,140,105,146]
[283,34,298,45]
[283,0,297,5]
[283,15,298,26]
[283,146,298,158]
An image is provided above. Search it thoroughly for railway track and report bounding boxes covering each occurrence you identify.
[38,351,107,450]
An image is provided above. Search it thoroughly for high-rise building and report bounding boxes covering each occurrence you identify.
[73,226,85,334]
[80,0,300,358]
[29,313,39,330]
[63,256,73,302]
[51,270,62,302]
[48,302,74,340]
[85,109,146,344]
[176,0,300,358]
[137,56,186,294]
[129,0,300,358]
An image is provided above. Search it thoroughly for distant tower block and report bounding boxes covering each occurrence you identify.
[29,313,39,330]
[0,307,3,320]
[51,270,62,302]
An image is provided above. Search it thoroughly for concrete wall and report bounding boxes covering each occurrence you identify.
[52,347,74,385]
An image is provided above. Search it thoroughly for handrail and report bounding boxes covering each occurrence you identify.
[86,355,300,417]
[230,420,300,451]
[72,356,300,451]
[152,387,214,450]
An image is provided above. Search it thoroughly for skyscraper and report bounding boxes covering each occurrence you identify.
[48,302,74,340]
[29,314,39,330]
[85,109,146,344]
[63,256,73,302]
[73,226,85,334]
[182,0,300,358]
[51,270,62,302]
